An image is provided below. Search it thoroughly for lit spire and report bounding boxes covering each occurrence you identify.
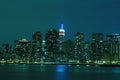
[59,23,65,36]
[61,23,63,29]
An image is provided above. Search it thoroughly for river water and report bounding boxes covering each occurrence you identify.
[0,64,120,80]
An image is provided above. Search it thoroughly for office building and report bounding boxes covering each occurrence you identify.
[91,33,104,61]
[31,31,42,60]
[45,29,59,61]
[74,32,85,62]
[106,33,120,62]
[14,38,31,60]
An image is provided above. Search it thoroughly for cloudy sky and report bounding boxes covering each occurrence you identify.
[0,0,120,44]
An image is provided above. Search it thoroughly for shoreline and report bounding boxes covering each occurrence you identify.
[0,62,120,67]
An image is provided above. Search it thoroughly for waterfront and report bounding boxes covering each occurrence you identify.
[0,64,120,80]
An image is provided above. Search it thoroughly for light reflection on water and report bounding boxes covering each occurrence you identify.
[1,64,120,73]
[55,65,67,72]
[0,64,120,80]
[55,65,67,80]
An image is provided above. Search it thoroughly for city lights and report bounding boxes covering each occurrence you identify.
[0,24,120,66]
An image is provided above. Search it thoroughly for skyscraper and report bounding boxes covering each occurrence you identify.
[61,39,74,61]
[59,23,65,51]
[14,38,31,60]
[106,33,120,62]
[91,33,104,61]
[31,31,42,61]
[74,32,84,62]
[112,33,120,62]
[45,29,59,61]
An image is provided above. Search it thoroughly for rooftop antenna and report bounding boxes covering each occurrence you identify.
[61,16,64,29]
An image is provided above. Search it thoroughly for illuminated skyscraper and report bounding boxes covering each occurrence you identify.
[106,33,120,62]
[91,33,104,61]
[74,32,84,61]
[59,23,65,51]
[14,38,31,60]
[112,33,120,62]
[59,24,65,36]
[45,29,59,61]
[31,31,42,60]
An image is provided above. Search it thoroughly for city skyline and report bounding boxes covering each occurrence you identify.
[0,26,120,45]
[1,1,120,80]
[0,30,120,64]
[0,0,120,44]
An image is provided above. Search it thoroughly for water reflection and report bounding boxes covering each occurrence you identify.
[14,64,29,72]
[40,65,47,72]
[2,64,120,73]
[1,64,120,80]
[112,67,120,73]
[55,65,67,72]
[55,65,67,80]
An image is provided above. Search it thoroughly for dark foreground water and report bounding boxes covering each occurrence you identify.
[0,64,120,80]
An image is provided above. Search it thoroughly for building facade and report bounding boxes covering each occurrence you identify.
[14,38,31,61]
[45,29,59,61]
[105,34,120,63]
[91,33,104,62]
[59,24,65,51]
[74,32,85,62]
[31,31,42,61]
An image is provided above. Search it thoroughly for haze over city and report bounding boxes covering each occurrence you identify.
[0,0,120,44]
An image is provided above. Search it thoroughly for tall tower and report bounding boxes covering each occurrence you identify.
[31,31,42,60]
[106,33,120,62]
[59,23,65,51]
[91,33,104,61]
[74,32,84,61]
[45,29,59,61]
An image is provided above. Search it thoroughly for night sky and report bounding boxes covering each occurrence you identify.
[0,0,120,44]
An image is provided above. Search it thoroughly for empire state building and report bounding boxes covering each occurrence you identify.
[59,23,65,50]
